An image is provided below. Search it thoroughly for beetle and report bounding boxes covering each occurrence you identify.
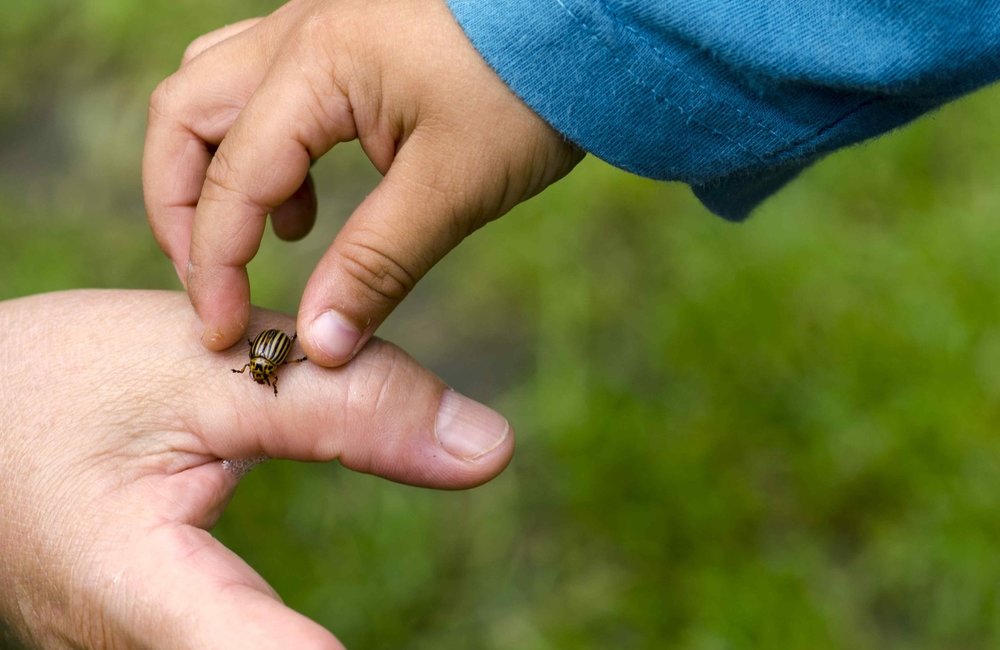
[231,329,307,397]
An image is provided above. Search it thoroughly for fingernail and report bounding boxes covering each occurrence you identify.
[310,310,362,361]
[435,390,510,461]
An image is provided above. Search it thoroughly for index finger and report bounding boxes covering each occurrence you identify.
[187,39,358,349]
[142,24,268,285]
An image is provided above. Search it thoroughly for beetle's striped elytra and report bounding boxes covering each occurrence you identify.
[231,329,307,397]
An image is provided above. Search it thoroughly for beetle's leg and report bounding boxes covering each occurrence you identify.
[232,364,251,374]
[271,375,279,397]
[278,354,308,367]
[286,333,306,365]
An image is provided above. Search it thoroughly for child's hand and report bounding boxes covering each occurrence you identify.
[143,0,582,364]
[0,290,511,649]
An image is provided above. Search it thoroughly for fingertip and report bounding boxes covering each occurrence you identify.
[418,389,516,489]
[434,389,513,465]
[200,323,244,351]
[188,263,252,351]
[322,366,514,489]
[199,305,250,350]
[300,309,365,367]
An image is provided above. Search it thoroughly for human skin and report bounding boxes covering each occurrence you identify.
[143,0,583,366]
[0,290,512,649]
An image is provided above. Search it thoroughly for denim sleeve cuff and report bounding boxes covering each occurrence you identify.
[444,0,998,220]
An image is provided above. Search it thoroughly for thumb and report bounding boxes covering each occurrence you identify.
[297,133,499,366]
[203,310,515,488]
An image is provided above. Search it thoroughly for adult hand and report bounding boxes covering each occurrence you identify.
[0,290,512,649]
[143,0,583,364]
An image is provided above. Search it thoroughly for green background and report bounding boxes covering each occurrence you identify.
[3,2,1000,648]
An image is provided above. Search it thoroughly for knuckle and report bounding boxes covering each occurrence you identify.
[338,237,420,307]
[201,148,258,208]
[335,339,411,468]
[181,33,212,65]
[202,147,234,191]
[295,5,350,60]
[297,8,336,46]
[147,76,179,120]
[283,14,357,149]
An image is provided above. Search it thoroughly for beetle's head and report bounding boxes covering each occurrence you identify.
[249,357,275,384]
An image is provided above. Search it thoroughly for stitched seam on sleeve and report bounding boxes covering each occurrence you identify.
[552,0,767,170]
[765,96,887,159]
[613,23,791,146]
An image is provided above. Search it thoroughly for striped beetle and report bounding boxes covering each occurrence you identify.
[232,329,307,397]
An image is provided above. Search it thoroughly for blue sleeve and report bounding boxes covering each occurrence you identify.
[445,0,1000,220]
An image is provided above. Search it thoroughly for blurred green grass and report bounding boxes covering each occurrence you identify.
[3,2,1000,648]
